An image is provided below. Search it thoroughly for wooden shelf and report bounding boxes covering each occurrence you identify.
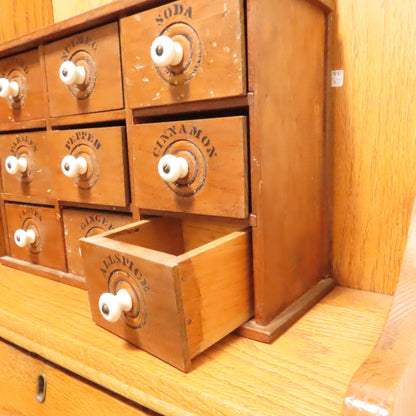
[0,265,392,416]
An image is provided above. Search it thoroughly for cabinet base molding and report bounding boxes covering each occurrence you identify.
[237,277,335,343]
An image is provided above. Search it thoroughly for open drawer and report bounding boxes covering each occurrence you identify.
[80,217,253,371]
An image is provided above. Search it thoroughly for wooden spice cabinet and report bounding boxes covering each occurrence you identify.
[7,0,413,414]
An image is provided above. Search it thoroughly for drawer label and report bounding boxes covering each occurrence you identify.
[81,215,116,232]
[0,58,29,76]
[62,36,98,60]
[100,254,150,292]
[10,135,38,153]
[100,254,149,329]
[153,123,218,158]
[18,207,42,222]
[156,3,193,26]
[65,131,102,152]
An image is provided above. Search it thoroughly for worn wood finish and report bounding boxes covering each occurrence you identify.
[81,217,252,371]
[0,49,47,124]
[133,94,253,120]
[0,266,392,415]
[5,203,66,271]
[343,199,416,416]
[121,0,246,108]
[130,116,248,218]
[50,109,126,127]
[0,0,171,58]
[53,0,117,22]
[0,131,53,200]
[332,0,416,295]
[0,0,54,43]
[62,208,132,276]
[238,277,335,342]
[0,255,86,288]
[0,340,157,416]
[49,126,129,207]
[44,22,124,117]
[0,119,47,132]
[247,0,329,326]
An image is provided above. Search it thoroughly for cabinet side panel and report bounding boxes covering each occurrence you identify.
[248,0,328,324]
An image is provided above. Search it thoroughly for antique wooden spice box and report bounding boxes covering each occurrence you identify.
[0,0,333,370]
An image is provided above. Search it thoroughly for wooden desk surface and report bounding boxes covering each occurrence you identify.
[0,265,392,415]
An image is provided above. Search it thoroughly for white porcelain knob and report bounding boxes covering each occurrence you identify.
[151,35,183,66]
[5,155,28,175]
[61,155,87,178]
[14,229,36,248]
[99,289,133,322]
[158,154,188,182]
[0,78,19,98]
[59,61,86,85]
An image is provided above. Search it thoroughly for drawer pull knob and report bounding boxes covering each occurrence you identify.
[99,289,133,322]
[61,155,88,178]
[59,61,86,86]
[0,78,19,98]
[5,155,28,175]
[151,35,183,66]
[158,154,188,182]
[14,228,36,248]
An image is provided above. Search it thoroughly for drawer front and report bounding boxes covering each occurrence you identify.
[50,127,129,207]
[0,49,46,123]
[63,208,132,276]
[121,0,246,108]
[0,340,155,416]
[0,131,52,199]
[81,217,252,371]
[44,22,124,117]
[6,203,66,271]
[130,116,248,218]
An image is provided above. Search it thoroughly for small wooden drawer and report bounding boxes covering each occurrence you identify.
[5,203,66,271]
[44,22,124,118]
[121,0,246,108]
[49,126,129,207]
[0,49,46,123]
[130,116,248,218]
[0,340,155,416]
[0,131,52,199]
[63,208,132,276]
[81,216,253,371]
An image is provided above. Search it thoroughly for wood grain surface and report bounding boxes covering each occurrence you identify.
[62,208,132,276]
[0,339,157,415]
[120,0,246,108]
[332,0,416,294]
[5,203,67,271]
[52,0,117,22]
[0,49,48,124]
[49,127,129,207]
[129,116,248,218]
[247,0,329,325]
[0,265,392,416]
[0,342,158,416]
[81,217,252,371]
[0,131,53,200]
[0,0,53,43]
[44,22,124,117]
[343,199,416,416]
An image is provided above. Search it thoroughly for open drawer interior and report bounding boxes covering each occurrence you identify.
[80,216,254,371]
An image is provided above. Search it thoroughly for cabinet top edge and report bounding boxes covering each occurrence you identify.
[0,0,334,59]
[0,0,169,59]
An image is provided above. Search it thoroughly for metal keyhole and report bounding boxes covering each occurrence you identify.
[36,374,47,403]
